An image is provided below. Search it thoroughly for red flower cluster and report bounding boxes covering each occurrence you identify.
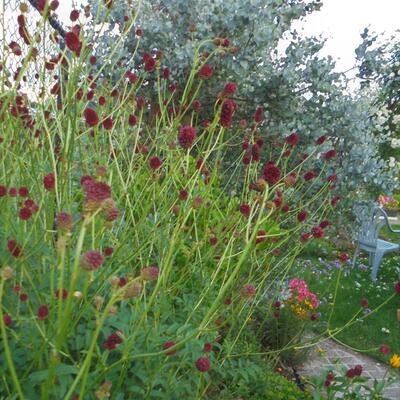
[56,212,73,231]
[220,99,236,128]
[65,31,82,56]
[297,210,307,222]
[311,226,324,238]
[143,53,156,72]
[17,14,32,45]
[198,64,213,79]
[286,132,299,146]
[103,332,123,351]
[149,156,162,170]
[262,162,281,185]
[37,305,49,320]
[346,365,363,379]
[195,357,211,372]
[7,239,22,258]
[223,81,237,96]
[254,106,264,123]
[80,250,104,271]
[316,135,326,145]
[303,170,316,181]
[178,125,197,149]
[239,204,251,217]
[82,178,112,212]
[324,149,337,161]
[43,173,55,191]
[83,107,99,127]
[163,341,177,356]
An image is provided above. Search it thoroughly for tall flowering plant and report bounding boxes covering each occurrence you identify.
[0,2,339,398]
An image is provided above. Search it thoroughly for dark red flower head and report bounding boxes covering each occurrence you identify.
[84,107,99,127]
[286,132,299,146]
[195,357,211,372]
[316,135,326,145]
[56,212,73,231]
[65,31,81,52]
[149,156,162,170]
[178,125,197,149]
[324,149,337,161]
[37,305,49,320]
[394,281,400,294]
[223,81,237,96]
[311,226,324,239]
[102,117,113,130]
[8,239,22,258]
[3,314,12,327]
[80,250,104,271]
[43,173,55,190]
[103,332,123,350]
[254,106,264,123]
[19,207,32,220]
[303,170,316,181]
[55,288,68,300]
[198,64,213,79]
[360,298,369,308]
[297,210,307,222]
[239,204,251,218]
[220,99,236,128]
[262,162,281,185]
[163,341,177,356]
[380,344,391,355]
[70,9,79,21]
[84,180,111,203]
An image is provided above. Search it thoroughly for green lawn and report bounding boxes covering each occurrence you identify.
[294,229,400,364]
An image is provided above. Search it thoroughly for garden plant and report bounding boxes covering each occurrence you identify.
[0,1,400,399]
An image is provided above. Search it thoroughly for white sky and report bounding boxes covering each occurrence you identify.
[292,0,400,75]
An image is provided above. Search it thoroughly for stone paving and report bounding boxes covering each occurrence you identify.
[298,337,400,399]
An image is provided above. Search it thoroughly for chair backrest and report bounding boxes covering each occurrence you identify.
[354,206,389,249]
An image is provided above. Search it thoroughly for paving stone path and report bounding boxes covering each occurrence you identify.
[299,337,400,399]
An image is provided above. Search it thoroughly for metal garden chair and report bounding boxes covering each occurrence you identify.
[352,206,400,281]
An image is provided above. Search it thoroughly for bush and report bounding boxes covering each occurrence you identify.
[0,1,397,398]
[217,369,312,400]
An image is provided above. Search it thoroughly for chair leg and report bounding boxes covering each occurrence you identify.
[371,250,384,281]
[352,245,360,267]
